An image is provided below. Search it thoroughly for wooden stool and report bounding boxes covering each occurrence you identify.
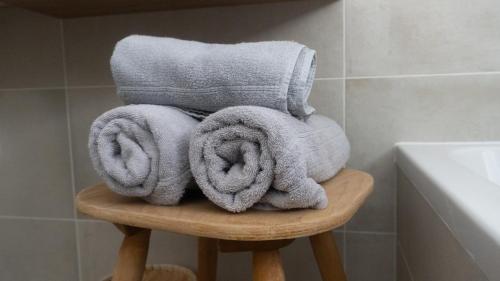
[76,169,373,281]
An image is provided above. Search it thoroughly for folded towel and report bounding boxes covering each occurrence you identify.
[111,35,317,117]
[189,106,350,212]
[89,104,199,205]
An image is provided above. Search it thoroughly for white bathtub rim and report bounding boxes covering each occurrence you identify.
[395,142,500,281]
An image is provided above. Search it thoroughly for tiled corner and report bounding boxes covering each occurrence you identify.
[397,244,412,281]
[309,79,344,126]
[346,0,500,76]
[346,232,396,281]
[0,89,73,218]
[62,0,342,87]
[0,218,78,281]
[0,7,64,88]
[397,170,489,281]
[67,87,123,194]
[345,74,500,232]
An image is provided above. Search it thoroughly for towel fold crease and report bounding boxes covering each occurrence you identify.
[111,35,317,117]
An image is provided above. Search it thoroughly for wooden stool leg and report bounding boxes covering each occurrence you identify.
[112,225,151,281]
[198,237,218,281]
[309,231,346,281]
[252,250,285,281]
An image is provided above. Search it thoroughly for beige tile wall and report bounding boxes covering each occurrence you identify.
[1,0,499,279]
[0,218,79,280]
[346,0,500,76]
[0,8,64,88]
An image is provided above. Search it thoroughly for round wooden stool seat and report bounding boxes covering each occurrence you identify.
[76,168,373,281]
[77,169,373,241]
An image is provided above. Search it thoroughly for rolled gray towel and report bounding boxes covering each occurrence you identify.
[111,35,317,117]
[89,104,199,205]
[189,106,350,212]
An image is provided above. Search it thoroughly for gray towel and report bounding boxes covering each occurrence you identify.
[111,35,317,117]
[88,104,199,205]
[189,106,350,212]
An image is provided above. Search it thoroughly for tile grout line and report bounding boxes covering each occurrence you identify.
[66,84,116,89]
[0,215,118,224]
[0,215,75,222]
[0,86,66,92]
[342,0,347,131]
[59,20,83,281]
[393,231,398,281]
[397,240,416,281]
[347,70,500,80]
[394,161,398,281]
[315,77,344,81]
[341,0,347,271]
[341,0,348,270]
[345,230,396,236]
[2,70,500,92]
[0,214,398,235]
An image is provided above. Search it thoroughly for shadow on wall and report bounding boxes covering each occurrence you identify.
[188,0,338,43]
[62,0,340,86]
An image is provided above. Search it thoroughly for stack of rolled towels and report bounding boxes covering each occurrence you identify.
[88,35,350,213]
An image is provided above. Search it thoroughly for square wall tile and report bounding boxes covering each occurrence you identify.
[347,0,500,76]
[346,232,396,281]
[217,251,252,281]
[63,0,342,86]
[397,170,488,281]
[0,7,64,88]
[0,218,78,281]
[67,87,123,193]
[309,79,344,126]
[0,90,73,218]
[78,221,122,281]
[346,74,500,232]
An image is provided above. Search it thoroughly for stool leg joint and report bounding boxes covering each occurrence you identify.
[252,249,285,281]
[198,237,218,281]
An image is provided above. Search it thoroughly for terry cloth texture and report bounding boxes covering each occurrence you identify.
[189,106,350,212]
[111,35,317,117]
[89,104,199,205]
